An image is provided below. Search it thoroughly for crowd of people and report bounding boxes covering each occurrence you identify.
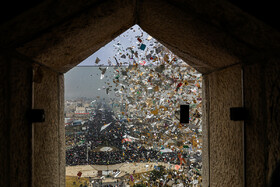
[66,114,186,166]
[66,143,184,166]
[65,104,201,172]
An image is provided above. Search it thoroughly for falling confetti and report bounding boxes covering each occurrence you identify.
[65,25,202,186]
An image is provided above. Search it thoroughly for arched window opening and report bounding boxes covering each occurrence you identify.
[65,25,202,186]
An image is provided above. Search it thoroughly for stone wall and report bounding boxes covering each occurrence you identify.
[202,55,280,187]
[244,62,267,186]
[0,53,33,187]
[207,65,243,186]
[33,66,64,187]
[0,0,280,186]
[202,75,210,187]
[0,54,65,187]
[0,54,10,187]
[243,57,280,186]
[265,58,280,184]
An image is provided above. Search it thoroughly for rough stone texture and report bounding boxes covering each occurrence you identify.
[243,58,280,186]
[0,53,33,187]
[0,0,101,47]
[171,0,280,51]
[138,0,243,73]
[13,0,280,74]
[9,56,33,187]
[202,75,210,186]
[16,0,136,73]
[244,63,267,186]
[0,0,280,186]
[0,54,10,187]
[33,66,62,187]
[208,65,243,187]
[58,75,65,187]
[266,58,280,183]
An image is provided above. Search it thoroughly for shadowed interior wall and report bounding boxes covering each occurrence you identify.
[0,54,10,187]
[15,0,136,73]
[0,53,32,187]
[33,66,64,187]
[243,57,280,186]
[244,62,267,186]
[137,0,241,74]
[0,0,280,186]
[266,58,280,183]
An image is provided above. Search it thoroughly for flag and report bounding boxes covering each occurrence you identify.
[100,122,112,132]
[77,171,82,179]
[178,152,186,165]
[122,138,132,143]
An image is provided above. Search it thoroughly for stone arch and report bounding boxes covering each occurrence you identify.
[1,0,280,186]
[16,0,266,74]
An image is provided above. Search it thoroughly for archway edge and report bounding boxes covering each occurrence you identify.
[12,0,280,74]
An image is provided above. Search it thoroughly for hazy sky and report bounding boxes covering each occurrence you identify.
[65,67,116,99]
[64,24,193,100]
[65,25,150,99]
[77,24,151,67]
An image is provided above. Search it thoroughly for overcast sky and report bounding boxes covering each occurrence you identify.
[76,24,151,67]
[64,24,192,100]
[65,25,151,99]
